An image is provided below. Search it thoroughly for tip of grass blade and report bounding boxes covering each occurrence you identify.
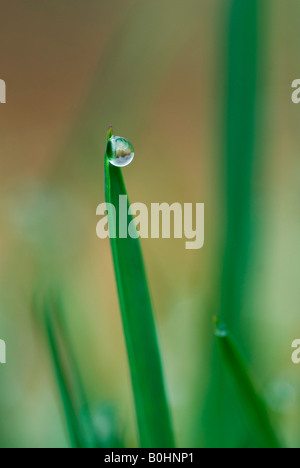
[107,126,113,141]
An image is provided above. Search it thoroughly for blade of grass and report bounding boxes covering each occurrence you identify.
[51,292,102,448]
[38,291,123,448]
[222,0,260,334]
[202,0,263,448]
[43,295,85,449]
[52,293,124,448]
[104,127,175,448]
[215,320,281,448]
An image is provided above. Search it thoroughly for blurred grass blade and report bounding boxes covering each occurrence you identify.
[43,296,85,448]
[215,320,281,448]
[41,292,119,448]
[104,127,175,448]
[222,0,260,333]
[51,293,101,448]
[202,0,263,448]
[52,295,124,448]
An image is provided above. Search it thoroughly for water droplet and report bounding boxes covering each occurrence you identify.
[214,321,228,338]
[106,136,134,168]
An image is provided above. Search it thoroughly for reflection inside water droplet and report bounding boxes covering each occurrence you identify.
[107,136,134,168]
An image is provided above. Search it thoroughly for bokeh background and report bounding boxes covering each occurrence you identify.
[0,0,300,448]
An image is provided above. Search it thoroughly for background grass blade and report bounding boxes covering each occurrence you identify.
[104,127,175,448]
[221,0,260,333]
[50,293,103,448]
[37,290,123,449]
[43,295,85,448]
[202,0,263,448]
[215,320,281,448]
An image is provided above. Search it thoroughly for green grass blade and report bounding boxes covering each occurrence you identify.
[215,321,281,448]
[104,127,175,448]
[43,296,85,449]
[222,0,260,332]
[202,0,263,448]
[38,291,123,448]
[51,293,103,448]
